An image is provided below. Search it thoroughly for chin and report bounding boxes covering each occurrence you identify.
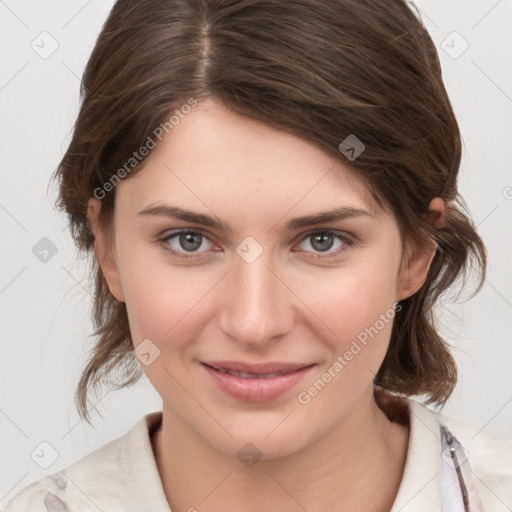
[204,412,316,463]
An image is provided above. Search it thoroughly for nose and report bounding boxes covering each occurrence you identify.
[217,248,294,350]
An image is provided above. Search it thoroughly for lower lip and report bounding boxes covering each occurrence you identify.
[202,363,315,402]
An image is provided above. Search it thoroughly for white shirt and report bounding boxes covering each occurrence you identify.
[4,397,512,511]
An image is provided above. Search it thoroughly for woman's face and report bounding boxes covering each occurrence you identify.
[89,97,434,460]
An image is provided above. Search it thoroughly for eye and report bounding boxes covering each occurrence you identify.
[158,229,216,260]
[294,229,355,259]
[158,228,356,261]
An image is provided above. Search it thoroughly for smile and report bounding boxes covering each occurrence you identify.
[201,362,316,402]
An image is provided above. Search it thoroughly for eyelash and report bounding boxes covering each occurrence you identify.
[157,229,356,261]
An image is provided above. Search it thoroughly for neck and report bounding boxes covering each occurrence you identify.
[152,388,410,512]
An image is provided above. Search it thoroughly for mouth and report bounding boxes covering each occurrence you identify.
[202,360,314,376]
[200,361,316,402]
[206,367,295,378]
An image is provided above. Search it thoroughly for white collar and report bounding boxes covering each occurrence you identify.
[7,396,487,511]
[117,397,446,511]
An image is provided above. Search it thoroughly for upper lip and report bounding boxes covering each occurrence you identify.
[202,361,315,375]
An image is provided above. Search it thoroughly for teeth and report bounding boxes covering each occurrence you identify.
[217,368,286,378]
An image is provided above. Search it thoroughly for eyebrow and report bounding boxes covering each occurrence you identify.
[137,204,373,231]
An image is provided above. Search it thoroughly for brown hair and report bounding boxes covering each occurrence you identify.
[51,0,486,425]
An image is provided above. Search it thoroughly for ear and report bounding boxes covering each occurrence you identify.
[396,198,445,301]
[87,197,125,303]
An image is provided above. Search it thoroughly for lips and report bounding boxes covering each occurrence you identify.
[201,360,316,402]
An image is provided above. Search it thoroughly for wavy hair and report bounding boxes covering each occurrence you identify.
[50,0,486,424]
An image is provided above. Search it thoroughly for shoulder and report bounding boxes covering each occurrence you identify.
[409,398,512,510]
[2,438,127,512]
[1,468,108,511]
[435,407,512,470]
[436,407,512,472]
[3,412,162,512]
[2,473,85,511]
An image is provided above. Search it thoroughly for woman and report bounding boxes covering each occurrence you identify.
[5,0,511,511]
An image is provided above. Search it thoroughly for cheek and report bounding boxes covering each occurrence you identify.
[298,247,401,345]
[295,262,401,417]
[119,256,212,395]
[124,273,197,343]
[118,243,215,351]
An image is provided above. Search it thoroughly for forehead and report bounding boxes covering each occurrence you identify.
[115,99,379,220]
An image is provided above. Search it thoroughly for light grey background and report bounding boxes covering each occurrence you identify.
[1,0,511,507]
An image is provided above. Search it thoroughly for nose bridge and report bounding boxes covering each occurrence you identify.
[218,243,291,347]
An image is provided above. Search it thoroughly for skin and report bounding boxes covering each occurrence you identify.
[87,97,444,512]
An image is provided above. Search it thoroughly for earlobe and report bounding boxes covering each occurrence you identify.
[396,238,437,301]
[396,197,444,301]
[87,198,125,303]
